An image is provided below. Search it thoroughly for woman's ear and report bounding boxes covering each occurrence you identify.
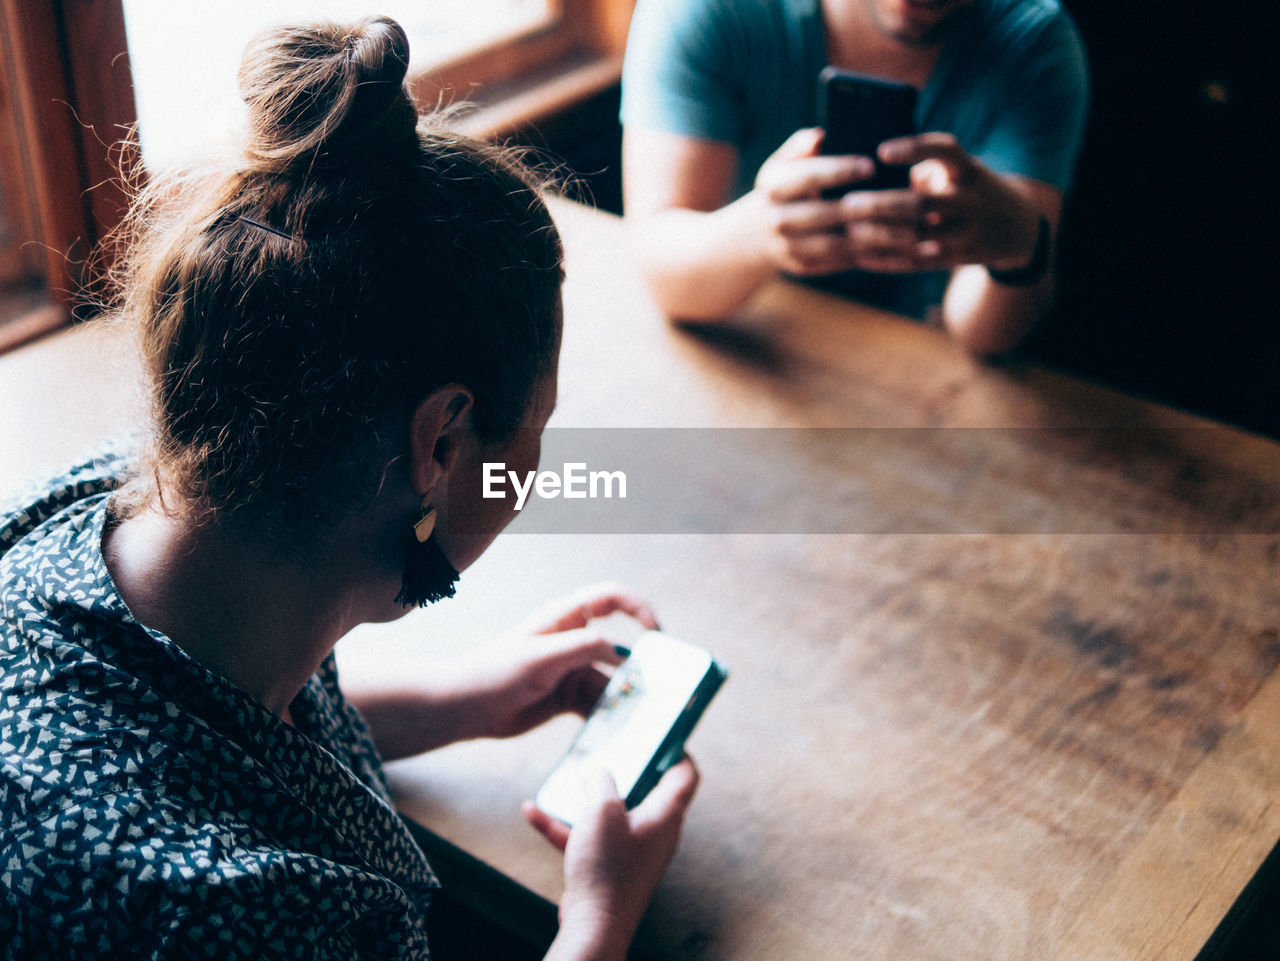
[407,385,475,494]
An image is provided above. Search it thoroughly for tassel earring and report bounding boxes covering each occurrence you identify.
[396,499,459,609]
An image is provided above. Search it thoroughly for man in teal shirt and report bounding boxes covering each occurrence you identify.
[620,0,1089,355]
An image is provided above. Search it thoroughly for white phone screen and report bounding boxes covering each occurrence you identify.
[535,631,724,825]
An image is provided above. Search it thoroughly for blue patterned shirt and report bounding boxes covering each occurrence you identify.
[0,448,438,959]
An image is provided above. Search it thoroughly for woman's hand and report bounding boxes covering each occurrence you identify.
[527,759,701,961]
[345,584,659,759]
[461,585,659,740]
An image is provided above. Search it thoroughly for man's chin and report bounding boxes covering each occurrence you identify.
[880,0,971,46]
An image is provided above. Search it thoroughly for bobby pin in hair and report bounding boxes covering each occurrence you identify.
[239,215,294,242]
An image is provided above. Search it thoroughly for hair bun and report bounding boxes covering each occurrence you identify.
[238,16,417,167]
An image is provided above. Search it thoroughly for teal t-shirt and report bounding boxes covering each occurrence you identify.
[620,0,1090,318]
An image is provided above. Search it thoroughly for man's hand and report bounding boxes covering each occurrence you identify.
[622,123,1056,348]
[839,131,1044,274]
[752,129,1043,282]
[751,127,875,276]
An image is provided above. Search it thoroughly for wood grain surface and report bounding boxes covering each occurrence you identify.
[1,199,1276,961]
[361,200,1280,960]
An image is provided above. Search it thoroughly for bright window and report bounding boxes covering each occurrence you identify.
[123,0,554,169]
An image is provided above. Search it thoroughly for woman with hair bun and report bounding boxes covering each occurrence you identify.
[0,17,697,961]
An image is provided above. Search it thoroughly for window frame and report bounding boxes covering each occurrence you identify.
[0,0,635,352]
[408,0,635,139]
[0,0,136,350]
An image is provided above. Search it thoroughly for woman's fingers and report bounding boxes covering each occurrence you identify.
[526,582,660,635]
[523,799,571,852]
[632,757,700,833]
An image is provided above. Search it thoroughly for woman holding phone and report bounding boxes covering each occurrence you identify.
[0,17,696,960]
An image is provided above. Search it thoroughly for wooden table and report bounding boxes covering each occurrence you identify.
[2,199,1277,961]
[341,200,1280,961]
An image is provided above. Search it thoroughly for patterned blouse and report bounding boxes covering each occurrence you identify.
[0,448,439,959]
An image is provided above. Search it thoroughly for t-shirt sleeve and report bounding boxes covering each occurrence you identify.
[977,10,1091,191]
[620,0,744,144]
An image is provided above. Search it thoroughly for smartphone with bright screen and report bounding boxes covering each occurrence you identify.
[535,631,727,826]
[818,67,919,193]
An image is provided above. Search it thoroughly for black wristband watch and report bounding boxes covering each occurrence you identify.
[986,214,1051,287]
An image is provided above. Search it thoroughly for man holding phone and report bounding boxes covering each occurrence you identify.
[620,0,1089,356]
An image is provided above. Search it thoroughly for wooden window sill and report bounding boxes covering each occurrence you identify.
[443,51,623,143]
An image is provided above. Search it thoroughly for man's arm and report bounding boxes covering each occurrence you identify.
[940,176,1061,356]
[625,125,1062,355]
[623,126,873,321]
[843,133,1064,356]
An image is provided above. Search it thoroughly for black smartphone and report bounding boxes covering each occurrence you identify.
[818,67,919,194]
[535,631,727,825]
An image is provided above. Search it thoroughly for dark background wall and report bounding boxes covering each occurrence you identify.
[1034,0,1278,438]
[530,0,1278,437]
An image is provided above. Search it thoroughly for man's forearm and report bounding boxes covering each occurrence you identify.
[629,196,778,321]
[940,177,1060,357]
[941,261,1054,356]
